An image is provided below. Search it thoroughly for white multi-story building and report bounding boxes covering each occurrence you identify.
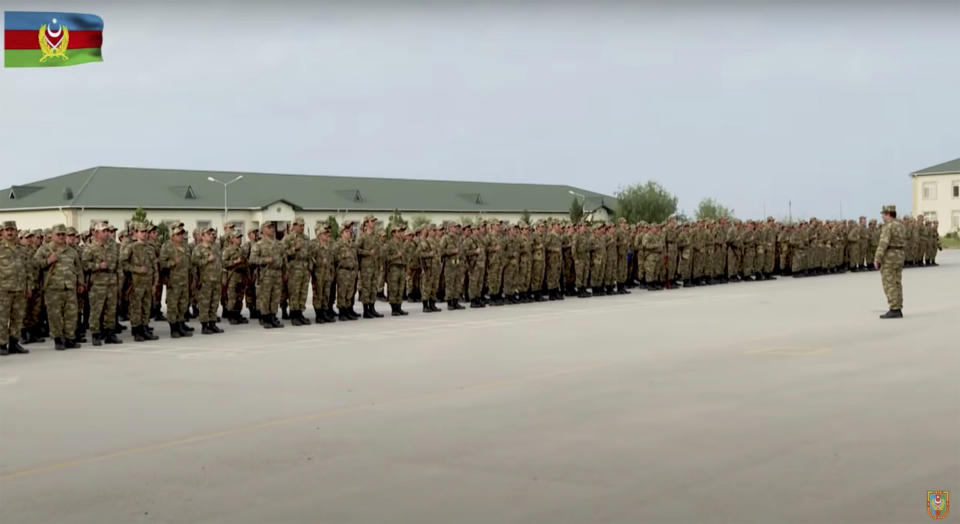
[911,158,960,235]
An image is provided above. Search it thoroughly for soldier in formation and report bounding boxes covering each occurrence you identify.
[0,207,945,354]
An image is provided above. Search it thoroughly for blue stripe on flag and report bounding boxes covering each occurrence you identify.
[4,11,103,31]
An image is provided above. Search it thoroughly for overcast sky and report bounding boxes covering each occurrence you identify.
[2,0,958,220]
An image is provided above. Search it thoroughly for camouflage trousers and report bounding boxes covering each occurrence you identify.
[286,267,310,311]
[88,283,117,334]
[405,266,420,298]
[762,246,775,274]
[245,270,257,312]
[561,250,574,288]
[743,246,756,277]
[545,253,562,291]
[590,254,605,287]
[617,250,628,283]
[257,269,284,316]
[503,258,519,295]
[778,245,790,272]
[574,256,589,289]
[678,251,692,281]
[225,272,245,314]
[486,257,503,296]
[165,282,189,323]
[531,258,545,292]
[0,289,26,342]
[847,243,861,269]
[443,259,463,301]
[726,248,741,278]
[197,279,220,322]
[310,270,333,311]
[24,286,43,332]
[419,259,439,301]
[336,268,357,309]
[791,249,805,273]
[880,249,905,309]
[357,260,377,304]
[666,245,678,281]
[466,260,484,300]
[387,264,405,304]
[643,252,662,283]
[129,277,152,329]
[693,249,707,279]
[603,253,616,286]
[518,255,532,293]
[46,287,78,338]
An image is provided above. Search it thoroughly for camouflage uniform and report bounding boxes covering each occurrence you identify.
[544,225,563,298]
[484,224,504,300]
[0,222,28,354]
[159,231,192,336]
[250,231,286,324]
[310,225,337,322]
[335,228,359,316]
[384,228,408,315]
[192,236,223,327]
[222,234,248,322]
[875,206,906,314]
[283,219,313,323]
[83,228,120,343]
[356,220,380,306]
[439,226,465,308]
[37,225,83,345]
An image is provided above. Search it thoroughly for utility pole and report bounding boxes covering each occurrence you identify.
[788,200,792,223]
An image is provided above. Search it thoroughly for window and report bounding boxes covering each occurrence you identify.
[196,220,211,232]
[922,181,937,200]
[923,211,937,222]
[953,180,959,198]
[952,211,960,232]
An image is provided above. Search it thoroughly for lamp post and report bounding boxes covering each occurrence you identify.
[207,175,243,229]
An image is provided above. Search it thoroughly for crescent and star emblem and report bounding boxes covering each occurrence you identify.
[38,18,70,62]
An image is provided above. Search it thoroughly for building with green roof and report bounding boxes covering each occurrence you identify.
[1,166,615,233]
[910,157,960,234]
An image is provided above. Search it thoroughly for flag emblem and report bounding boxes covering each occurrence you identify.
[927,490,950,520]
[4,11,103,67]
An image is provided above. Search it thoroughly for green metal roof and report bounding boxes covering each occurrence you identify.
[1,166,614,213]
[912,157,960,176]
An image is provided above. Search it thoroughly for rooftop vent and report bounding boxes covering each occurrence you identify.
[185,185,197,200]
[63,187,74,200]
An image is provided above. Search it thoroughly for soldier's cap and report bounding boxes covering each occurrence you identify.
[292,216,305,226]
[93,222,111,232]
[260,222,275,229]
[882,204,896,214]
[203,226,216,234]
[19,229,33,238]
[171,225,186,235]
[224,222,236,229]
[766,216,775,221]
[66,226,78,235]
[363,215,378,223]
[341,220,355,229]
[51,224,67,234]
[249,227,259,234]
[1,220,16,230]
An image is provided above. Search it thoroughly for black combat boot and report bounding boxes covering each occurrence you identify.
[298,310,311,325]
[132,327,145,342]
[92,333,103,346]
[0,344,8,356]
[391,303,408,316]
[103,331,123,344]
[54,337,66,350]
[325,308,337,322]
[369,303,384,318]
[201,321,216,335]
[423,301,432,313]
[170,323,182,339]
[362,304,375,319]
[314,308,327,324]
[879,309,903,319]
[8,337,27,354]
[64,338,79,349]
[249,309,261,319]
[281,304,290,320]
[270,314,284,328]
[291,311,304,326]
[339,308,355,321]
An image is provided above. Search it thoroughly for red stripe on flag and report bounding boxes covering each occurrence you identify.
[4,30,102,50]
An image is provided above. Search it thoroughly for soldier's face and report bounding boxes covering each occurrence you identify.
[53,232,66,245]
[292,223,304,234]
[1,228,15,241]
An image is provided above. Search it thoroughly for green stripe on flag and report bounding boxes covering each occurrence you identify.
[4,48,103,67]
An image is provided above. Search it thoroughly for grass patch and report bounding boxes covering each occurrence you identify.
[941,235,960,249]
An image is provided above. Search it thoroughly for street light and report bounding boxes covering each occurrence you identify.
[207,175,243,228]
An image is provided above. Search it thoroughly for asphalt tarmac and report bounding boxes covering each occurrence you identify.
[1,252,957,523]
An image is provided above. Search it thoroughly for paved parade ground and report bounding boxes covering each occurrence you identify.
[1,252,957,523]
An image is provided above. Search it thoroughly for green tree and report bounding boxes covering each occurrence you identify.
[695,198,735,220]
[569,197,584,223]
[460,216,475,226]
[388,208,407,229]
[326,215,340,240]
[131,206,148,225]
[520,209,532,225]
[614,181,678,224]
[156,222,170,244]
[410,215,432,229]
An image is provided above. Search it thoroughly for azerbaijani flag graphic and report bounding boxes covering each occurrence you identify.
[4,11,103,67]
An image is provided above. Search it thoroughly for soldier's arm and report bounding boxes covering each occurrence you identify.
[874,227,890,263]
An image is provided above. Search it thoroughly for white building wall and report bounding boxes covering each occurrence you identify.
[912,173,960,235]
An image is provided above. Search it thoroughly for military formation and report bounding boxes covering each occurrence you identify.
[0,209,944,354]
